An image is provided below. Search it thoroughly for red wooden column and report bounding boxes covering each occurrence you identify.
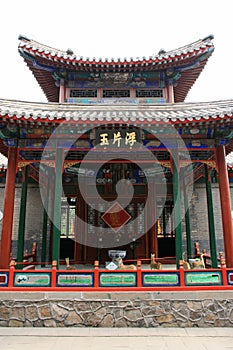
[216,145,233,267]
[0,147,17,269]
[59,79,65,103]
[167,84,174,103]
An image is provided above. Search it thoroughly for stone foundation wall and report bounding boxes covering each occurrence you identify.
[0,291,233,327]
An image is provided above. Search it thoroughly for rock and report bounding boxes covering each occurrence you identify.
[189,310,202,322]
[173,305,189,321]
[74,301,90,312]
[25,305,38,321]
[206,303,216,312]
[118,301,131,308]
[10,307,25,321]
[141,306,157,316]
[115,318,128,327]
[100,314,114,327]
[202,300,213,309]
[90,301,102,311]
[148,300,160,307]
[44,319,57,327]
[51,304,69,321]
[9,319,23,327]
[160,301,171,312]
[144,317,158,327]
[172,301,182,311]
[85,313,102,327]
[113,308,124,320]
[205,313,216,323]
[187,301,202,311]
[0,306,10,320]
[38,305,52,319]
[65,311,82,326]
[156,314,175,324]
[95,307,106,317]
[124,309,142,321]
[229,308,233,323]
[32,320,43,327]
[57,301,74,311]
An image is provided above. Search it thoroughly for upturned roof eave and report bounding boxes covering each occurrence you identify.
[18,35,214,103]
[18,34,214,67]
[0,97,233,125]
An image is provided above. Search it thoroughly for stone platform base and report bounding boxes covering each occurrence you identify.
[0,291,233,327]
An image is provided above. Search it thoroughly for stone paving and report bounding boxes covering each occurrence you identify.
[0,327,233,350]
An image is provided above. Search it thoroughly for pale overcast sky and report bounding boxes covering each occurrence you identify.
[0,0,232,103]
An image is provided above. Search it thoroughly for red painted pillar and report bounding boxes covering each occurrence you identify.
[0,147,17,269]
[216,145,233,267]
[168,84,174,103]
[59,80,65,103]
[94,260,99,288]
[51,260,57,288]
[137,260,142,288]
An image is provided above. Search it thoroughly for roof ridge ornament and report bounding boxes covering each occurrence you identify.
[158,49,166,55]
[66,48,74,55]
[18,34,30,42]
[202,34,214,42]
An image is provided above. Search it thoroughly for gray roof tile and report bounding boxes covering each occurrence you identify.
[0,98,233,125]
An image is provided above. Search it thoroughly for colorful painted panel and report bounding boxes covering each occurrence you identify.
[227,271,233,285]
[14,273,51,287]
[56,273,94,287]
[99,273,136,287]
[142,272,179,287]
[0,273,8,287]
[185,271,222,286]
[66,98,165,104]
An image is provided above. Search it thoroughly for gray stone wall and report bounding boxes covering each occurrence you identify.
[0,291,233,327]
[0,184,45,259]
[182,183,233,256]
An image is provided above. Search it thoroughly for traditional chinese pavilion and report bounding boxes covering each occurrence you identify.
[0,33,233,276]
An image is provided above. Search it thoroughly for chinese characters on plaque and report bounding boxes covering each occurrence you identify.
[96,129,140,149]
